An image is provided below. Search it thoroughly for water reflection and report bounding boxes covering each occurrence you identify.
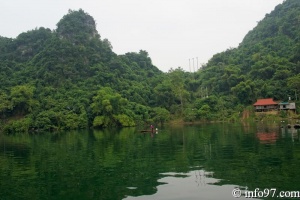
[0,124,300,199]
[256,124,279,144]
[281,127,300,142]
[124,169,250,200]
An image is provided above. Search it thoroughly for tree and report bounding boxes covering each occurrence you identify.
[287,74,300,100]
[0,92,13,119]
[152,107,170,125]
[231,81,255,105]
[197,105,211,120]
[90,87,135,127]
[153,78,176,110]
[288,74,300,92]
[10,85,36,115]
[168,67,189,115]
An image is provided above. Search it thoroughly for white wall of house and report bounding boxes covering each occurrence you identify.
[279,103,296,110]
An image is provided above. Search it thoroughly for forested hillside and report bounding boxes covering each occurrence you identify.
[0,9,165,132]
[1,0,300,133]
[199,0,300,101]
[181,0,300,120]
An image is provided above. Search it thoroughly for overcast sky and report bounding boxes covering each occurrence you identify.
[1,0,284,72]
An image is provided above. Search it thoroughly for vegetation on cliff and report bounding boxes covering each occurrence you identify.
[1,1,300,133]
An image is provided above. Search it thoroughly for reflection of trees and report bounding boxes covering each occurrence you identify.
[0,124,300,199]
[281,127,300,142]
[0,138,31,158]
[207,123,300,194]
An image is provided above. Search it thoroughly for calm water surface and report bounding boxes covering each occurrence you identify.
[1,123,300,200]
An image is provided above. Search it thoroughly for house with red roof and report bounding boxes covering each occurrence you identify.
[253,98,278,112]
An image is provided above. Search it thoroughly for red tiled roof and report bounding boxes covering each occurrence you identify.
[253,98,278,106]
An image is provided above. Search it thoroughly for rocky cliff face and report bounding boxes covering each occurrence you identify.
[56,9,99,44]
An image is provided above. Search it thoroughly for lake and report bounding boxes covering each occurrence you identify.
[1,123,300,200]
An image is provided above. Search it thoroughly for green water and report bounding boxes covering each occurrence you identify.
[1,123,300,200]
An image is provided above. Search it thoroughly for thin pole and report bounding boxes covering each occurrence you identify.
[192,58,195,72]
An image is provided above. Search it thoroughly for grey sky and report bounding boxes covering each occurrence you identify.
[0,0,284,72]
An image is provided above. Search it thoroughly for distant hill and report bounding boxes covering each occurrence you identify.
[1,1,300,132]
[0,9,164,132]
[197,0,300,104]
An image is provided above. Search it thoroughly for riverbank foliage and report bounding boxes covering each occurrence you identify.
[1,0,300,133]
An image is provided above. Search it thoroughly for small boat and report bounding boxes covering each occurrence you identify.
[287,124,292,128]
[140,130,154,133]
[140,128,158,133]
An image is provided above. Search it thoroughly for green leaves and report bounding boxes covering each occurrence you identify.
[114,114,135,127]
[3,117,32,133]
[152,107,170,125]
[231,81,255,105]
[91,87,135,128]
[197,105,211,120]
[93,116,106,127]
[0,92,13,113]
[10,85,36,115]
[168,68,189,115]
[288,74,300,92]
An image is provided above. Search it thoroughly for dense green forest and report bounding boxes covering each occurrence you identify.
[0,0,300,133]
